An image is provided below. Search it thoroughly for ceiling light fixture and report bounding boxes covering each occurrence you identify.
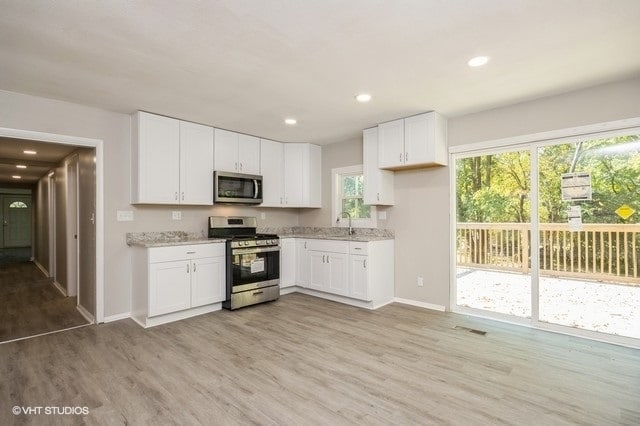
[468,56,490,67]
[284,118,297,125]
[16,164,27,169]
[12,175,21,179]
[23,150,37,155]
[355,93,372,103]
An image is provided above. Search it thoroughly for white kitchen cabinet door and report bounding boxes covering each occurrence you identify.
[327,252,349,296]
[190,256,225,307]
[180,121,214,205]
[363,127,394,205]
[308,251,327,291]
[349,255,370,301]
[259,139,284,207]
[238,134,261,174]
[377,118,404,169]
[295,239,309,287]
[214,128,239,172]
[283,143,305,206]
[132,112,181,204]
[279,238,296,288]
[149,260,191,316]
[404,113,432,167]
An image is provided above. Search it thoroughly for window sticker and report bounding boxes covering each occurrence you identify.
[561,172,592,201]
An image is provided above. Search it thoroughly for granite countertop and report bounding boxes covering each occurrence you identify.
[258,226,394,242]
[126,231,226,248]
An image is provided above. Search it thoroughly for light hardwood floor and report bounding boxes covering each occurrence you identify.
[1,293,639,425]
[0,262,90,343]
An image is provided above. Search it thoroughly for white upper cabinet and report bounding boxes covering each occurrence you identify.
[258,140,321,208]
[214,129,260,175]
[378,111,447,170]
[363,127,394,205]
[260,139,284,207]
[180,121,214,205]
[131,111,213,205]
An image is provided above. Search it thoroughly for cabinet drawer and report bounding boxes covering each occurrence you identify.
[148,243,225,263]
[349,242,369,255]
[307,239,349,254]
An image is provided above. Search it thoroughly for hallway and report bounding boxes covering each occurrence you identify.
[0,261,89,343]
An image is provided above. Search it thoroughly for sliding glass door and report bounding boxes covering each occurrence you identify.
[453,131,640,343]
[537,136,640,339]
[454,149,532,319]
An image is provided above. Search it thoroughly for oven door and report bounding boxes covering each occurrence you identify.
[230,246,280,292]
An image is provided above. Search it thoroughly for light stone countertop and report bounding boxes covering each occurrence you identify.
[126,231,226,248]
[258,226,394,242]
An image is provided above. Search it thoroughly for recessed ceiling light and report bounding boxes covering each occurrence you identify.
[16,164,27,169]
[23,150,37,155]
[355,93,372,103]
[12,175,21,179]
[284,118,297,125]
[468,56,490,67]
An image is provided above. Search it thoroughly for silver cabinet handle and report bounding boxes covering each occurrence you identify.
[181,192,184,201]
[405,152,408,162]
[304,241,307,249]
[399,153,403,162]
[322,255,326,263]
[187,263,190,273]
[240,162,243,171]
[377,192,380,201]
[175,192,178,201]
[235,162,238,171]
[187,251,196,254]
[193,263,197,272]
[327,256,330,264]
[364,259,367,268]
[280,197,283,205]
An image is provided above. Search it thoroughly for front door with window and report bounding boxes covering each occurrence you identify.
[1,195,32,248]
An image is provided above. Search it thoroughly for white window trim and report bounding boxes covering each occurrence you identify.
[331,165,377,229]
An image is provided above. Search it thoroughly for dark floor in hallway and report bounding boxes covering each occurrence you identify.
[0,261,90,343]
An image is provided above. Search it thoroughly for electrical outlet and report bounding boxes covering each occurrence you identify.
[378,211,387,220]
[116,210,134,222]
[172,211,182,220]
[261,212,266,220]
[417,276,424,287]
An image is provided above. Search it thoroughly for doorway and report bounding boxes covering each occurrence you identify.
[453,129,640,345]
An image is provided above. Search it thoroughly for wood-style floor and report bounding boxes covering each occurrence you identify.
[0,262,89,343]
[1,293,639,425]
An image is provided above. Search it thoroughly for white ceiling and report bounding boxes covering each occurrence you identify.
[1,1,639,145]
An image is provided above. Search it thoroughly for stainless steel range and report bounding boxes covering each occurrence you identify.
[208,216,280,310]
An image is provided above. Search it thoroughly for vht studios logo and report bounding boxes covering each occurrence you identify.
[12,406,89,416]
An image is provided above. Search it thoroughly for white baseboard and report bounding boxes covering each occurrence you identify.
[102,312,131,323]
[76,305,95,323]
[393,297,446,312]
[52,280,67,297]
[33,259,49,277]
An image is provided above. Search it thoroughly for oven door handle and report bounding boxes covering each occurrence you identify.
[253,179,259,199]
[232,246,280,255]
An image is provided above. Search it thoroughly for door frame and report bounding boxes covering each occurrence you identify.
[449,117,640,348]
[0,127,104,323]
[65,154,80,298]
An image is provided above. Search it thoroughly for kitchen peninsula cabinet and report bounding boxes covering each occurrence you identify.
[131,111,214,205]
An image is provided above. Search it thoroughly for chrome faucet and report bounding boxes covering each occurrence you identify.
[339,211,354,235]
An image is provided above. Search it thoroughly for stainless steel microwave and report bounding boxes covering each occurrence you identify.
[214,171,263,204]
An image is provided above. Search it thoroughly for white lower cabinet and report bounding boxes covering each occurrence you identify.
[132,243,226,327]
[285,238,394,308]
[279,238,296,288]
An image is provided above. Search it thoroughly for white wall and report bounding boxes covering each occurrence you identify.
[301,75,640,309]
[0,90,299,318]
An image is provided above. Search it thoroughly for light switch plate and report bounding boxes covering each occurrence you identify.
[117,210,134,222]
[172,211,182,220]
[378,211,387,220]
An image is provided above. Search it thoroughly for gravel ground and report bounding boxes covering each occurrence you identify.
[456,268,640,339]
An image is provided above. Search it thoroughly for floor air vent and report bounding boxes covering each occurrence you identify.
[454,325,487,336]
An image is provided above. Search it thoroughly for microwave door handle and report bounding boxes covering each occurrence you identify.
[253,179,259,199]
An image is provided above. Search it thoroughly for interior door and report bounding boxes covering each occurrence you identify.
[537,136,640,339]
[2,195,32,247]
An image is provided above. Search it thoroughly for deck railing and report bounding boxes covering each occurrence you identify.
[456,222,640,284]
